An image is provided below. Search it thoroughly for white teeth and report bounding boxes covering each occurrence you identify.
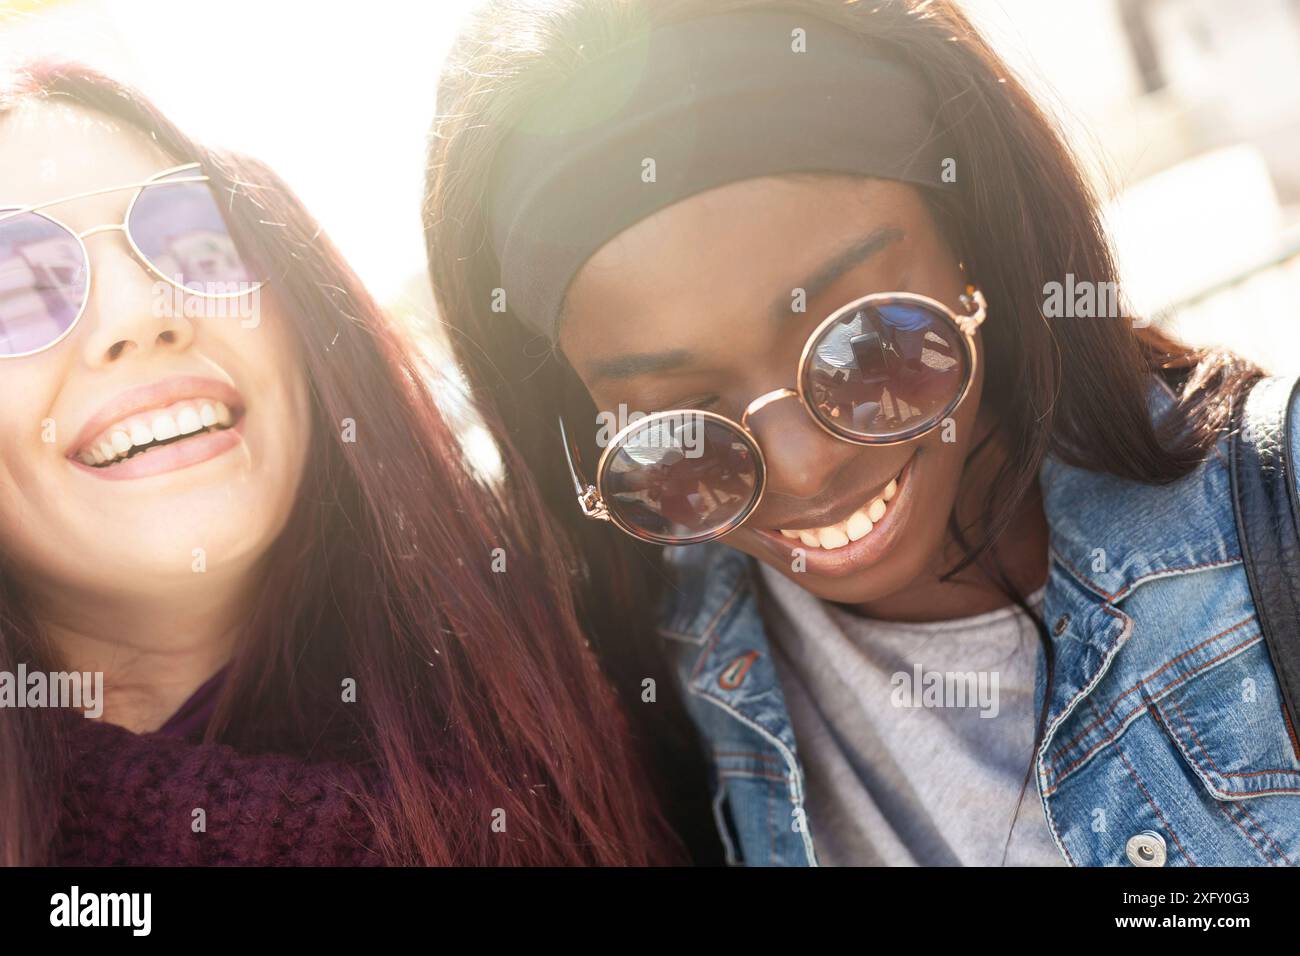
[75,397,237,467]
[129,423,154,447]
[151,414,179,442]
[818,526,849,549]
[846,510,873,541]
[777,468,903,551]
[176,407,202,435]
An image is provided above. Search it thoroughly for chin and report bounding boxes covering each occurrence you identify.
[750,546,928,606]
[81,490,292,584]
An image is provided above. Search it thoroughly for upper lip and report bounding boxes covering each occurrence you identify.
[67,375,245,459]
[760,455,910,532]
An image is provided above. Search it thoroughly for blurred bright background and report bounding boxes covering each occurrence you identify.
[3,0,1299,374]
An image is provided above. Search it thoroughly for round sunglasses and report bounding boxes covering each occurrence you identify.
[561,285,988,546]
[0,162,262,358]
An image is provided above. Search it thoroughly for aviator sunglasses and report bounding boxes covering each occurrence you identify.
[561,285,988,545]
[0,162,261,358]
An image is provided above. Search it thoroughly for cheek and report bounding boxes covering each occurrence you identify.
[0,363,70,553]
[212,299,312,511]
[0,392,134,608]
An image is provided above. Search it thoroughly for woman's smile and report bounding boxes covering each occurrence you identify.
[748,450,919,578]
[66,375,247,481]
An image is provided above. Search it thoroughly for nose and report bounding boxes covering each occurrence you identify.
[742,388,856,500]
[78,233,196,368]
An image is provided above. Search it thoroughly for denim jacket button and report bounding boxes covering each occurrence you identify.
[1125,831,1167,867]
[1053,614,1070,636]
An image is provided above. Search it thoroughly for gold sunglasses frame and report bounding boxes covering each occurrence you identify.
[0,162,264,359]
[561,285,988,546]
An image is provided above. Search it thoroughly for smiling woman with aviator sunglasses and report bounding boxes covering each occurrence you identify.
[426,0,1300,867]
[0,62,679,867]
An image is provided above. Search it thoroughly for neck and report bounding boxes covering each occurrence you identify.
[28,568,255,734]
[850,421,1050,623]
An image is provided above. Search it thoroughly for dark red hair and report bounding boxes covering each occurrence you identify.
[0,61,678,866]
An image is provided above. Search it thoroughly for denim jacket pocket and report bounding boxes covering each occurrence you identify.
[1148,634,1300,797]
[1143,629,1300,865]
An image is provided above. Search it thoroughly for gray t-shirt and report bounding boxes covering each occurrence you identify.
[758,563,1067,867]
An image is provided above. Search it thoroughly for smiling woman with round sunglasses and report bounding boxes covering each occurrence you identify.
[0,62,680,867]
[563,286,987,545]
[426,0,1300,867]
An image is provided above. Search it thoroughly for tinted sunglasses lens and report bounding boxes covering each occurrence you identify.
[129,179,257,295]
[0,212,87,357]
[601,414,762,543]
[802,298,968,441]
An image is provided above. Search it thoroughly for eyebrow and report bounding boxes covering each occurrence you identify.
[584,225,905,386]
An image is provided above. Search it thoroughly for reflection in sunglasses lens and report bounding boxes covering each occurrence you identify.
[129,179,257,295]
[803,299,967,440]
[0,211,87,357]
[602,414,761,543]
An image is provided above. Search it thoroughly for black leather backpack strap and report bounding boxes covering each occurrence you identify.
[1229,373,1300,734]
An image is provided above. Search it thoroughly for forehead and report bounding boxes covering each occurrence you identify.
[558,175,927,367]
[0,101,176,220]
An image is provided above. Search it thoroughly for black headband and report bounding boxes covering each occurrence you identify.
[487,7,953,340]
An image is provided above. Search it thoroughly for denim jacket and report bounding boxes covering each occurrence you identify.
[658,377,1300,866]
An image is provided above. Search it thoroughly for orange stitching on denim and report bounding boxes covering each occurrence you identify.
[1212,798,1279,864]
[1138,624,1260,700]
[1049,615,1257,763]
[1168,695,1300,780]
[1100,699,1198,866]
[686,583,746,685]
[1108,558,1242,603]
[1234,803,1295,866]
[1051,548,1240,604]
[1046,634,1262,788]
[695,579,747,647]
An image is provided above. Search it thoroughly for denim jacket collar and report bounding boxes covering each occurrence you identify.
[660,539,803,758]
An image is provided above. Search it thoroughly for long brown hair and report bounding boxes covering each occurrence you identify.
[0,62,678,866]
[423,0,1264,860]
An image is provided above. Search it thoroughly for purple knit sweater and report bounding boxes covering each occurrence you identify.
[57,683,384,866]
